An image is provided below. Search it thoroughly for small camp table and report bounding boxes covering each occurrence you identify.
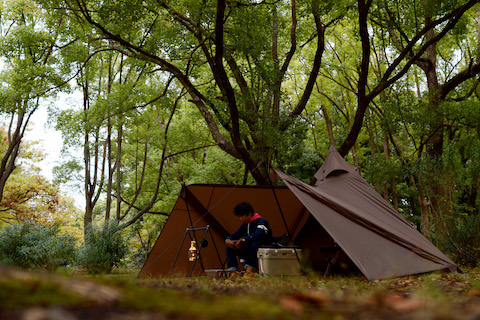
[319,246,342,276]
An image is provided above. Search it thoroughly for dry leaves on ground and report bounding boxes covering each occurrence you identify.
[280,290,329,315]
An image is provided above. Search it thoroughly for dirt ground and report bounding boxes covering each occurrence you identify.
[1,266,480,320]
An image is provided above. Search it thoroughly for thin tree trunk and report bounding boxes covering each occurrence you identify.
[367,123,381,193]
[477,7,480,63]
[391,178,399,211]
[478,178,480,217]
[352,143,360,174]
[0,113,24,201]
[83,80,93,233]
[418,191,431,237]
[412,176,431,237]
[383,135,390,201]
[321,105,335,147]
[105,56,115,225]
[383,132,390,203]
[105,118,113,224]
[116,124,123,220]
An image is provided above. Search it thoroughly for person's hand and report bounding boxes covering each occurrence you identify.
[235,238,247,249]
[225,239,237,249]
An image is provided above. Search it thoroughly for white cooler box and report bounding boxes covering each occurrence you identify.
[257,247,302,276]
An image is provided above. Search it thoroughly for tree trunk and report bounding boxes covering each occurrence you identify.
[83,81,93,233]
[105,117,113,224]
[478,177,480,217]
[367,123,381,193]
[418,191,431,237]
[116,124,123,220]
[105,56,114,225]
[414,15,451,240]
[321,105,335,147]
[382,132,398,209]
[413,176,431,237]
[382,134,390,201]
[0,112,24,202]
[391,178,399,212]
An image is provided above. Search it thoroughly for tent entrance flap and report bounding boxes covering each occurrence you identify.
[295,215,358,274]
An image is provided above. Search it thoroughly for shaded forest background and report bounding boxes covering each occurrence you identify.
[1,0,480,271]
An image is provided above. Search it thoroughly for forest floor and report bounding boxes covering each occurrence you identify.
[0,266,480,320]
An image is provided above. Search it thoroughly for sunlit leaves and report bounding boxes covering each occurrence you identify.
[0,127,80,228]
[0,0,67,110]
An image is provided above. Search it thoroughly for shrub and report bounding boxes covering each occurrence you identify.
[440,214,480,267]
[0,221,77,271]
[77,222,129,274]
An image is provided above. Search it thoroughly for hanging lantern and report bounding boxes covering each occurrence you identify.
[188,240,197,262]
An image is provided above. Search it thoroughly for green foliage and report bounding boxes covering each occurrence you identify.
[274,118,323,182]
[78,222,129,274]
[32,0,480,269]
[437,214,480,267]
[0,221,76,270]
[127,214,167,268]
[0,0,66,106]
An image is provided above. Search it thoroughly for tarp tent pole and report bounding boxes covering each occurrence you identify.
[181,185,229,275]
[183,187,207,272]
[264,163,290,240]
[265,163,302,265]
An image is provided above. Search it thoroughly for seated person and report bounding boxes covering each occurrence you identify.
[225,201,273,274]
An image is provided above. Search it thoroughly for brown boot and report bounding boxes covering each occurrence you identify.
[243,268,257,279]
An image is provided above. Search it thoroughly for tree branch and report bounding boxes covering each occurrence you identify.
[284,0,325,123]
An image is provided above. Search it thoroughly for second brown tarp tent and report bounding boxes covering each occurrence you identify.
[139,146,458,280]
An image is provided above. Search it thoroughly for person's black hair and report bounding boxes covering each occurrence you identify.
[233,201,254,217]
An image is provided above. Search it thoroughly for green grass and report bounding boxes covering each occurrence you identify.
[0,278,87,308]
[1,266,480,319]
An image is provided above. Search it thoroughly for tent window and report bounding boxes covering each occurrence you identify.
[325,169,348,178]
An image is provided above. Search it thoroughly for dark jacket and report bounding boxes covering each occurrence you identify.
[227,213,273,245]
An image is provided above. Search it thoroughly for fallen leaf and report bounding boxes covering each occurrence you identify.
[280,295,304,315]
[468,289,480,297]
[279,290,329,315]
[382,293,404,306]
[291,290,330,306]
[382,293,426,312]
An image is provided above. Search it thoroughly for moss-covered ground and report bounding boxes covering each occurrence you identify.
[0,266,479,319]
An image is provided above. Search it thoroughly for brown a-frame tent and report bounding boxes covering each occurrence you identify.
[139,146,458,280]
